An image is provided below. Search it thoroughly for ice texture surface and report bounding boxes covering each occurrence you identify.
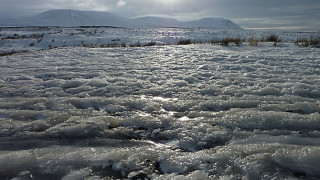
[0,43,320,179]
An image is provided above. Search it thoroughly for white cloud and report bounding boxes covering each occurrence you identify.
[116,0,126,7]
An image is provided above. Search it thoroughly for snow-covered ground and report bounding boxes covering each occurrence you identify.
[1,27,320,179]
[1,26,319,54]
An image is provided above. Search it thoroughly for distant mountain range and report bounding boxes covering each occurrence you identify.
[0,9,242,30]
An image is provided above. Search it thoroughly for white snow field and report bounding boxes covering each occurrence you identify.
[0,30,320,179]
[1,26,319,55]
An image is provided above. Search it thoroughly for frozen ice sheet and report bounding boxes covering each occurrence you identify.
[0,44,320,179]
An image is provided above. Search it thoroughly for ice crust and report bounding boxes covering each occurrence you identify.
[0,43,320,179]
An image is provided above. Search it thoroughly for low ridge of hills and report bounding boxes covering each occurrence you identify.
[1,9,242,30]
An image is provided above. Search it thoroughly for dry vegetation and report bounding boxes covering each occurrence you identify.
[294,37,320,47]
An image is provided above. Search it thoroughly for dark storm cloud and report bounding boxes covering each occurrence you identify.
[0,0,319,30]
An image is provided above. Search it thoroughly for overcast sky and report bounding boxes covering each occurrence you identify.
[1,0,319,30]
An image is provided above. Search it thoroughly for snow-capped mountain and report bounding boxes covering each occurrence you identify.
[134,17,242,30]
[2,9,137,27]
[1,9,242,30]
[185,18,242,30]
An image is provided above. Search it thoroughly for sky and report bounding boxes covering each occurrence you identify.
[0,0,319,31]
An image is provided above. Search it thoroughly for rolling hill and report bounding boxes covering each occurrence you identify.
[1,9,242,30]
